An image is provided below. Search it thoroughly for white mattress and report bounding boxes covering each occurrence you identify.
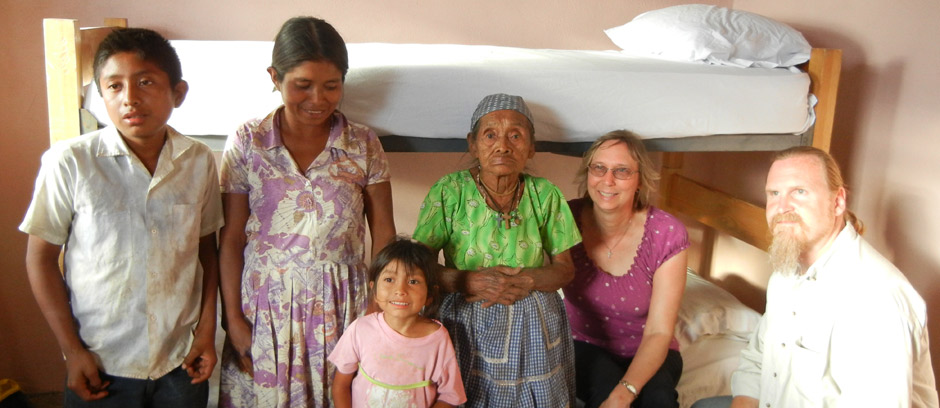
[84,41,813,143]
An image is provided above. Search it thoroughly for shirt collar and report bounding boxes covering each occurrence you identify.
[96,125,194,161]
[255,107,346,151]
[254,108,283,150]
[804,223,856,280]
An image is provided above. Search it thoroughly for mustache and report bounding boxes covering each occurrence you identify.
[771,213,803,230]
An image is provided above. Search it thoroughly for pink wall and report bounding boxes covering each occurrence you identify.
[2,0,938,395]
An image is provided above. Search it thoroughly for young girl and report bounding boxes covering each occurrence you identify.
[328,237,467,408]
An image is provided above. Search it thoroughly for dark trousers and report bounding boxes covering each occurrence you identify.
[64,366,208,408]
[574,340,683,408]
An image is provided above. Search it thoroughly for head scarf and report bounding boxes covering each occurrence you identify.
[470,93,534,131]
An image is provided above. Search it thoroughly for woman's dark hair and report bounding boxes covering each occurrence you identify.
[367,236,442,318]
[93,28,183,93]
[270,16,349,82]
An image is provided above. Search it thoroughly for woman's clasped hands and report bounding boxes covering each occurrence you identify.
[463,266,534,308]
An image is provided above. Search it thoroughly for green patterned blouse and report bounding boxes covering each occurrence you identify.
[414,170,581,270]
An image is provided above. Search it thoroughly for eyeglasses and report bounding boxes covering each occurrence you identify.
[587,163,638,180]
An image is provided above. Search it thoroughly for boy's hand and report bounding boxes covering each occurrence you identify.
[182,335,217,384]
[225,317,254,374]
[65,349,110,401]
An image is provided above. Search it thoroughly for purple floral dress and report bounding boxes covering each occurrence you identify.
[219,108,390,407]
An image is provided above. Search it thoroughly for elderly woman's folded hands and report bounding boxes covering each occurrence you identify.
[463,266,534,308]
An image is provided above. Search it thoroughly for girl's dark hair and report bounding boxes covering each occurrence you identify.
[93,28,183,93]
[270,16,349,82]
[367,236,441,318]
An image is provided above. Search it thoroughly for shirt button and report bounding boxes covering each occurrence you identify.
[773,372,777,377]
[781,343,786,347]
[151,229,157,234]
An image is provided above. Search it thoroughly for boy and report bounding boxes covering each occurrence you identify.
[20,28,222,407]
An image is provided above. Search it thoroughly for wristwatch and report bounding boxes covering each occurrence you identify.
[620,380,638,397]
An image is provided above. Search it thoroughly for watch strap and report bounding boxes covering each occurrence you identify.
[620,379,638,397]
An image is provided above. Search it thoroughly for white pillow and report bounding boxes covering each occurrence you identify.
[675,269,761,348]
[605,4,811,68]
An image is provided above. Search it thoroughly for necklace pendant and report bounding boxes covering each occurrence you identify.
[607,249,613,259]
[501,213,512,229]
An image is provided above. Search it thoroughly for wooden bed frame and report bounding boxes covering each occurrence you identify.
[42,18,842,254]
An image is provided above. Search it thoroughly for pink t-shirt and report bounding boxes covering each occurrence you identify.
[328,313,467,408]
[563,199,690,359]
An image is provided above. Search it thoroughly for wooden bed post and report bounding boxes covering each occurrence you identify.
[658,152,683,211]
[43,19,82,146]
[807,48,842,152]
[43,18,127,146]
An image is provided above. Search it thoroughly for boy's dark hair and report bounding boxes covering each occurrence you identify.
[367,236,441,318]
[270,16,348,82]
[93,28,183,93]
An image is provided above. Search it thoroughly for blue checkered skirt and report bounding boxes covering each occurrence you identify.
[439,291,575,407]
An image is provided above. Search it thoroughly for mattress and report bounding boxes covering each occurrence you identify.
[83,41,813,150]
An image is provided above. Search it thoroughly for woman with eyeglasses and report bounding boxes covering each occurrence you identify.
[563,130,690,408]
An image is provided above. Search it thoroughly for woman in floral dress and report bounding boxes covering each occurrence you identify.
[218,17,395,407]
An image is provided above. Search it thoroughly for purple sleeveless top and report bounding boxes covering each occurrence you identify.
[562,198,689,358]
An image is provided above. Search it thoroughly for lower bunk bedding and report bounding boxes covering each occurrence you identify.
[674,270,761,407]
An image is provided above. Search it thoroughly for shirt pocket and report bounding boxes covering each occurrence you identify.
[166,203,200,253]
[790,315,832,396]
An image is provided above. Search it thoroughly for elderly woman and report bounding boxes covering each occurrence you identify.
[563,130,689,408]
[413,94,581,407]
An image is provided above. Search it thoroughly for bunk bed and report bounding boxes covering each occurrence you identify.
[41,15,840,407]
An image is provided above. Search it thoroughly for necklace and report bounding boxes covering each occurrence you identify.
[476,169,522,229]
[600,211,635,259]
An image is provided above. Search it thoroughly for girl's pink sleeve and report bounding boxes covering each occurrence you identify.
[327,319,361,374]
[434,329,467,405]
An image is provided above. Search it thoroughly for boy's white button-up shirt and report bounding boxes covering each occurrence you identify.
[731,225,938,407]
[20,126,223,380]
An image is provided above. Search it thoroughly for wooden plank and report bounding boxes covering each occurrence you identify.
[44,19,82,145]
[806,48,842,152]
[657,152,683,209]
[662,174,770,251]
[103,18,128,28]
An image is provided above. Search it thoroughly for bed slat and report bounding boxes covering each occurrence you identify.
[665,173,770,251]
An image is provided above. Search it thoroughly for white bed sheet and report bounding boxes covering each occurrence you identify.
[84,41,813,144]
[675,270,761,407]
[677,333,750,408]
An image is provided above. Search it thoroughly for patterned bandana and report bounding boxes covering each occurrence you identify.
[470,93,534,131]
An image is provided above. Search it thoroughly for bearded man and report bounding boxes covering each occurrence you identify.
[693,146,938,408]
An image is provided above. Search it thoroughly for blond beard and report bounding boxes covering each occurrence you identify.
[768,213,807,276]
[769,230,804,276]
